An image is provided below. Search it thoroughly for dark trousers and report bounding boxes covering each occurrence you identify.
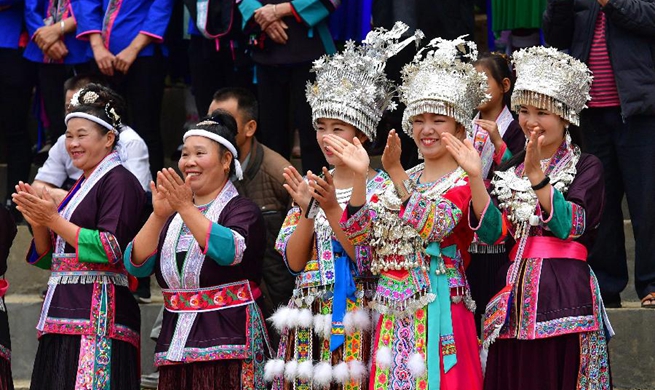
[0,49,36,198]
[581,107,655,299]
[104,53,166,177]
[188,35,254,115]
[38,62,91,141]
[256,63,327,173]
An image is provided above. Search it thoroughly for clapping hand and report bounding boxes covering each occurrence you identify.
[323,134,369,176]
[442,133,483,179]
[523,129,546,182]
[308,167,339,213]
[282,166,313,213]
[156,168,194,213]
[12,182,59,228]
[381,129,404,174]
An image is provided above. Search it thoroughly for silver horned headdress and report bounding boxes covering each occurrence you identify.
[399,36,489,136]
[306,21,423,140]
[511,46,592,126]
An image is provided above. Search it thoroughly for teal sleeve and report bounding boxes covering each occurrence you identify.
[205,223,240,266]
[238,0,263,29]
[123,241,157,278]
[543,188,573,239]
[476,203,504,244]
[291,0,330,27]
[500,148,513,164]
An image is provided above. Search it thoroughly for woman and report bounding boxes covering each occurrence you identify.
[466,52,525,334]
[13,84,146,389]
[124,112,270,389]
[333,37,487,390]
[443,46,612,389]
[0,207,17,390]
[264,23,418,389]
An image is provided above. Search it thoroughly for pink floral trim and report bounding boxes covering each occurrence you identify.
[39,318,91,337]
[163,280,255,313]
[111,324,140,348]
[99,231,122,264]
[569,203,586,238]
[155,345,249,366]
[534,315,598,338]
[340,202,372,245]
[102,0,124,49]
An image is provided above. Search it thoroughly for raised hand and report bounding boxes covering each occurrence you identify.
[474,118,503,148]
[12,185,59,228]
[524,129,545,182]
[157,168,194,213]
[308,167,339,213]
[150,175,174,219]
[381,129,404,174]
[282,166,313,213]
[323,134,369,175]
[442,133,483,178]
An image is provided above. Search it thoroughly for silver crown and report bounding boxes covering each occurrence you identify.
[306,22,423,140]
[511,46,592,126]
[399,36,490,136]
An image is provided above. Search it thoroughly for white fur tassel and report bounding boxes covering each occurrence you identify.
[297,360,314,381]
[332,361,350,384]
[269,306,291,332]
[284,360,298,381]
[264,359,285,382]
[480,347,488,377]
[313,362,333,387]
[286,308,300,328]
[348,360,367,381]
[343,312,355,335]
[297,308,314,329]
[353,309,371,332]
[313,314,327,339]
[376,346,392,369]
[324,314,332,337]
[408,353,426,378]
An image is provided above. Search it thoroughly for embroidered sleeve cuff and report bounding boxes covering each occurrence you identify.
[470,199,504,244]
[340,204,372,245]
[77,228,123,264]
[493,142,508,165]
[123,242,157,278]
[26,241,52,270]
[538,186,556,223]
[289,4,302,23]
[238,0,263,29]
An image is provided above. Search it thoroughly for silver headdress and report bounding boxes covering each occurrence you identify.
[511,46,592,126]
[306,22,423,140]
[399,36,489,136]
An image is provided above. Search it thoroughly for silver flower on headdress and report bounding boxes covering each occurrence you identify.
[82,91,100,105]
[306,21,423,140]
[399,36,490,136]
[511,46,592,126]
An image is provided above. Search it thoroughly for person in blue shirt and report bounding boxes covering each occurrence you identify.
[74,0,173,178]
[1,0,37,222]
[24,0,91,144]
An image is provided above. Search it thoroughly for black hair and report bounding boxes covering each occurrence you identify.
[201,109,239,177]
[212,87,258,122]
[474,52,515,108]
[63,74,106,94]
[67,83,127,148]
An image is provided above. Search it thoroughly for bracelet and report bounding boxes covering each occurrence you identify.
[273,4,278,18]
[60,20,65,36]
[531,175,550,191]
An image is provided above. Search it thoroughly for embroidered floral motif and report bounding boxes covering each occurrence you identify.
[570,203,586,238]
[162,281,254,312]
[99,232,122,264]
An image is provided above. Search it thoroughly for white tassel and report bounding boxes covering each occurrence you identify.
[286,308,300,328]
[313,362,333,387]
[269,306,291,332]
[376,346,392,369]
[284,360,298,381]
[480,347,488,377]
[297,360,314,381]
[353,309,371,332]
[313,314,326,339]
[348,360,367,381]
[343,312,355,335]
[297,309,314,329]
[408,353,426,378]
[264,359,285,382]
[332,362,350,384]
[324,314,332,337]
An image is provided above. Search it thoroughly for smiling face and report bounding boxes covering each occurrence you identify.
[315,118,367,166]
[65,117,115,176]
[517,104,567,155]
[411,113,465,161]
[178,135,231,198]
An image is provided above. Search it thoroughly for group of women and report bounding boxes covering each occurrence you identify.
[6,21,612,390]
